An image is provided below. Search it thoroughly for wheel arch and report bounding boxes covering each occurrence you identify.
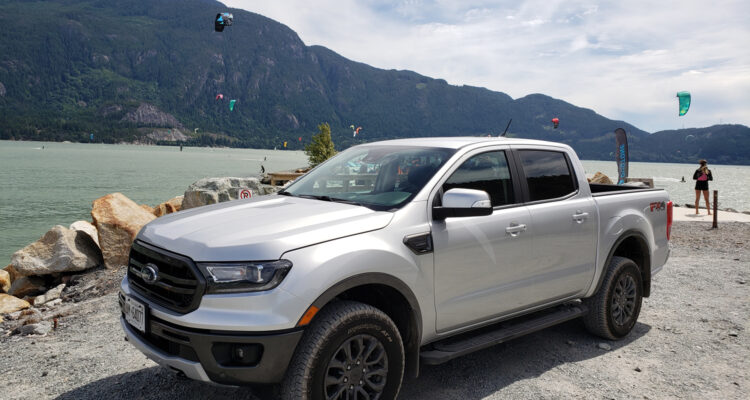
[597,230,652,297]
[303,273,423,379]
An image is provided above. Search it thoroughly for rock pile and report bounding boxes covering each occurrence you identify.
[1,177,277,336]
[0,191,185,335]
[182,177,278,209]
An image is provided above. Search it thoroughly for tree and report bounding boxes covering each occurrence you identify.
[305,123,336,167]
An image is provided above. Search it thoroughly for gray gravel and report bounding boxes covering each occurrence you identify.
[1,221,748,399]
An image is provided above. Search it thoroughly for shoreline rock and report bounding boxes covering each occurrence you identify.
[0,293,31,314]
[181,177,278,210]
[92,193,156,269]
[10,225,102,277]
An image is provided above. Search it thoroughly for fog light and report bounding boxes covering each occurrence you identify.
[212,342,263,367]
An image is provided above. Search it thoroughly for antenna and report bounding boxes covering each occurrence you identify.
[501,119,512,137]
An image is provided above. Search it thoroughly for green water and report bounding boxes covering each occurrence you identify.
[0,141,306,265]
[1,140,748,265]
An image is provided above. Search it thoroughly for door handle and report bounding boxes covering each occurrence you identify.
[505,223,527,237]
[572,210,589,223]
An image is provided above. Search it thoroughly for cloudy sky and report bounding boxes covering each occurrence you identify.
[223,0,750,133]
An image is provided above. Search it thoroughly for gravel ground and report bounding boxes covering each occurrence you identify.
[1,221,748,400]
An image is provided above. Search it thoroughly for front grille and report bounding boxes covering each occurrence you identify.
[127,240,205,313]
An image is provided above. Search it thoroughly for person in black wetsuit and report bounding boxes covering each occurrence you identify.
[693,159,713,215]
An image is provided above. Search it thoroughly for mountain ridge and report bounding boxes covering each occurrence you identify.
[0,0,747,164]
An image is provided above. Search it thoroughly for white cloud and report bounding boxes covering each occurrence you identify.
[223,0,750,132]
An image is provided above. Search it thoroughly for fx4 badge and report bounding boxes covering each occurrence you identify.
[650,201,666,212]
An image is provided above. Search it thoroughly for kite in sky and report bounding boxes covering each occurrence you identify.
[677,91,691,116]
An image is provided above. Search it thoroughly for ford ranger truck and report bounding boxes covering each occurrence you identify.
[120,137,672,399]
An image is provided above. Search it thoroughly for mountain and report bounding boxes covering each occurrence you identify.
[0,0,748,164]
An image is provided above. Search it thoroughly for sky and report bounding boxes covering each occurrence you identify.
[223,0,750,133]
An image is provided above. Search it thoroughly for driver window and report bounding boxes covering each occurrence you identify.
[443,151,515,206]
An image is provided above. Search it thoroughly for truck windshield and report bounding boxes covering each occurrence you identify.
[283,145,456,211]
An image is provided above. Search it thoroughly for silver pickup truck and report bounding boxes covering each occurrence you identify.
[120,137,672,399]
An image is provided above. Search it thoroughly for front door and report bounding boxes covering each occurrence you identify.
[431,149,533,332]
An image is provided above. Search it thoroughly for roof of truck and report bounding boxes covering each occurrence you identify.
[359,136,569,150]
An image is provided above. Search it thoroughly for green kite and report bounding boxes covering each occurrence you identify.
[676,91,691,116]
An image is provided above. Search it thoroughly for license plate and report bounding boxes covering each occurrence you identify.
[124,295,147,333]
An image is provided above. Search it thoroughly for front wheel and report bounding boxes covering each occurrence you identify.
[582,256,643,340]
[282,301,405,400]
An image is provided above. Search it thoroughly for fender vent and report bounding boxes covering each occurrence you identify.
[403,232,433,254]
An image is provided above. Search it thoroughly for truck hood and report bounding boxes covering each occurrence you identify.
[136,195,393,261]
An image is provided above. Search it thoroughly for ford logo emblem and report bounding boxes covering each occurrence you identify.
[143,263,160,285]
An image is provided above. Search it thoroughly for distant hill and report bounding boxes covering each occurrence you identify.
[0,0,747,164]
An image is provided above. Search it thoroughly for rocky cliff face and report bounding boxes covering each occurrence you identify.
[121,103,184,129]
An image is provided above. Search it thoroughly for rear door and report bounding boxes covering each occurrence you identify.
[511,148,597,304]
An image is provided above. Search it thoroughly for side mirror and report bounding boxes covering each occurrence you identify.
[433,188,493,220]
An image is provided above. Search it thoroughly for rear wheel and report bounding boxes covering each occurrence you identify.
[583,256,643,340]
[281,301,405,400]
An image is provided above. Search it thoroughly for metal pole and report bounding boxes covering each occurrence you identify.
[712,190,718,229]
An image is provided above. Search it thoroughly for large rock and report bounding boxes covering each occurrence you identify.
[8,276,47,298]
[154,195,184,217]
[92,193,156,269]
[182,177,278,210]
[0,294,31,314]
[0,269,10,293]
[10,225,102,276]
[589,172,614,185]
[32,283,66,305]
[69,220,100,247]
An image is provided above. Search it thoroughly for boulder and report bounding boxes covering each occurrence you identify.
[32,283,66,305]
[0,294,30,314]
[4,264,19,282]
[182,177,278,210]
[154,195,184,217]
[8,276,47,298]
[10,225,102,276]
[589,172,613,185]
[140,204,155,214]
[92,193,156,269]
[0,269,10,293]
[69,220,100,247]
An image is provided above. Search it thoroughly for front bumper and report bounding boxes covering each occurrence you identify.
[120,296,304,385]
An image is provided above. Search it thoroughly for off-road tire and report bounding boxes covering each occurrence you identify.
[281,300,405,400]
[582,256,643,340]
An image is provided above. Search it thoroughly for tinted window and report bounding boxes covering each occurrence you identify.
[443,151,515,206]
[518,150,576,201]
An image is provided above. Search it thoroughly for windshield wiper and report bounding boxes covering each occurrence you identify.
[276,189,293,196]
[298,194,365,207]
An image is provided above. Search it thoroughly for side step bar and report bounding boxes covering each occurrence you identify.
[420,303,588,365]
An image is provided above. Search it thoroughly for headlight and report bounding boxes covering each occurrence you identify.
[197,260,292,294]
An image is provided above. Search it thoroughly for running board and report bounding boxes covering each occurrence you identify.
[420,303,588,365]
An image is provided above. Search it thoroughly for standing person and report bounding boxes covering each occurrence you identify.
[693,159,713,215]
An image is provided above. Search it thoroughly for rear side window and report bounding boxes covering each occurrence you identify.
[443,151,515,206]
[518,150,576,201]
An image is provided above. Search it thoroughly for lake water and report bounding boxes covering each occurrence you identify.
[1,140,748,265]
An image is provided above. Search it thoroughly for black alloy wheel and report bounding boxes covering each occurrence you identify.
[583,256,643,340]
[324,334,389,400]
[282,301,405,400]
